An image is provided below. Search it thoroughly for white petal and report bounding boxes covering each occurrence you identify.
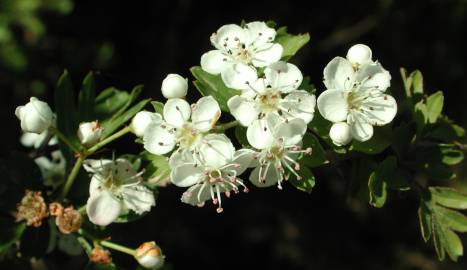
[357,63,391,92]
[227,95,259,126]
[251,43,283,67]
[200,50,230,75]
[89,176,103,198]
[191,96,221,132]
[169,150,194,169]
[232,149,257,175]
[329,122,352,146]
[83,159,113,174]
[122,185,155,215]
[350,118,374,142]
[265,62,303,93]
[346,44,373,67]
[163,98,191,128]
[131,111,163,137]
[221,63,258,91]
[362,94,397,126]
[181,181,240,206]
[86,191,122,226]
[199,134,235,168]
[323,57,355,90]
[280,90,316,123]
[114,158,141,185]
[273,118,307,146]
[246,118,274,150]
[170,163,203,187]
[249,164,280,188]
[211,24,246,50]
[244,21,276,46]
[143,123,176,155]
[316,89,349,122]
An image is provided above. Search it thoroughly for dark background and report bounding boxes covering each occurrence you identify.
[1,0,467,269]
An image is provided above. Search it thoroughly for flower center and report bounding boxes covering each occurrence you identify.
[257,89,282,114]
[175,123,202,150]
[230,44,252,64]
[346,90,365,111]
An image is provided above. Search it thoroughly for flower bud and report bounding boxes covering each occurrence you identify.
[161,74,188,99]
[77,121,103,147]
[15,97,54,134]
[346,44,372,67]
[134,241,165,269]
[131,111,162,137]
[329,122,352,146]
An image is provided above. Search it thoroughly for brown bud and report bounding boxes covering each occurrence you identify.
[134,241,165,269]
[55,206,81,234]
[49,202,64,216]
[16,190,48,227]
[90,247,112,265]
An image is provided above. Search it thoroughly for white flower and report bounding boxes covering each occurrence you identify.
[143,96,221,155]
[346,44,373,67]
[131,111,163,137]
[161,74,188,99]
[247,114,311,189]
[77,121,103,147]
[227,61,315,134]
[35,150,66,188]
[84,158,155,226]
[329,122,352,146]
[134,242,165,270]
[201,21,283,90]
[170,134,254,213]
[15,97,54,134]
[20,131,57,149]
[317,47,397,144]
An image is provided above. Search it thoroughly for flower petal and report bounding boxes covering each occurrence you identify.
[211,24,246,50]
[163,98,191,128]
[199,134,235,168]
[143,123,176,155]
[246,118,274,150]
[227,95,259,126]
[86,191,122,226]
[181,181,241,206]
[316,89,349,122]
[221,63,258,90]
[350,118,374,142]
[249,164,280,188]
[83,159,114,174]
[170,163,204,187]
[191,96,221,132]
[121,185,155,215]
[200,50,230,75]
[362,94,397,126]
[323,57,355,90]
[244,21,276,46]
[280,90,316,123]
[265,62,302,93]
[169,150,194,169]
[251,43,283,67]
[232,149,257,175]
[273,118,307,146]
[357,63,391,92]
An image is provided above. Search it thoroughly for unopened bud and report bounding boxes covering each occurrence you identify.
[346,44,373,67]
[77,120,103,147]
[161,74,188,99]
[15,97,54,134]
[134,241,165,269]
[131,111,162,137]
[329,122,352,146]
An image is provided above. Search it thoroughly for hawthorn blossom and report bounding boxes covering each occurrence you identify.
[161,74,188,99]
[247,114,311,189]
[201,21,283,90]
[131,111,163,137]
[317,45,397,144]
[227,61,315,134]
[77,120,103,147]
[143,96,221,156]
[84,158,155,226]
[170,134,254,213]
[35,150,66,188]
[15,97,54,134]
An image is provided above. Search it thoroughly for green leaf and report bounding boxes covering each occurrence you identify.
[101,98,150,138]
[426,91,444,124]
[387,168,411,191]
[289,166,315,193]
[418,202,432,242]
[414,101,428,134]
[442,227,463,261]
[191,66,241,112]
[301,133,327,167]
[432,218,446,261]
[58,234,83,256]
[440,145,464,165]
[368,156,397,208]
[391,122,415,158]
[151,101,164,115]
[274,27,310,61]
[400,68,412,98]
[78,71,96,122]
[234,126,249,148]
[109,85,144,122]
[94,87,131,121]
[411,70,424,96]
[142,152,171,187]
[427,118,465,141]
[434,206,467,233]
[430,187,467,209]
[0,218,26,254]
[350,126,391,155]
